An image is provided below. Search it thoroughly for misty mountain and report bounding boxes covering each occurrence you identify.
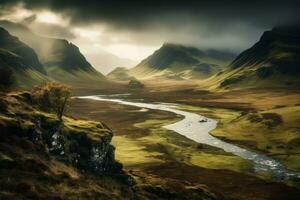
[206,24,300,89]
[107,67,135,81]
[86,51,136,75]
[0,20,105,85]
[0,27,44,73]
[0,27,49,87]
[129,43,236,80]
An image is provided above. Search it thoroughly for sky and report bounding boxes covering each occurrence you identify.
[0,0,299,74]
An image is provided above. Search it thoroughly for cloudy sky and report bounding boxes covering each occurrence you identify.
[0,0,299,74]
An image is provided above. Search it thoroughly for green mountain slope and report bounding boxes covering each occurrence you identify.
[42,38,105,84]
[0,20,105,86]
[130,43,235,80]
[107,67,135,81]
[203,25,300,90]
[0,27,49,87]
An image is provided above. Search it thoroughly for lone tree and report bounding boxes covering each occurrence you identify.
[32,82,71,121]
[0,67,13,91]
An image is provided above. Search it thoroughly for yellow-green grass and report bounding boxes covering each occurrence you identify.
[113,116,252,173]
[13,69,50,88]
[46,66,105,84]
[112,136,163,168]
[2,92,112,143]
[68,97,300,198]
[214,107,300,171]
[69,98,252,172]
[197,65,300,91]
[1,91,224,199]
[63,117,111,141]
[178,103,300,171]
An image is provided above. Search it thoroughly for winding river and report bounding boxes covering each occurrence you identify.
[77,94,300,181]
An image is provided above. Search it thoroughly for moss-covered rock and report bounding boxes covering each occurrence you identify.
[0,92,123,175]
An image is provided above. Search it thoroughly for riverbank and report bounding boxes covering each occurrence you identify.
[99,87,300,174]
[68,95,300,200]
[76,95,300,180]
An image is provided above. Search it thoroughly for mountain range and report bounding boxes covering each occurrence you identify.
[86,51,136,75]
[127,43,236,80]
[1,19,299,91]
[0,20,105,88]
[107,24,300,91]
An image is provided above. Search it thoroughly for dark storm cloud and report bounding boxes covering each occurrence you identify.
[1,0,299,30]
[1,0,299,53]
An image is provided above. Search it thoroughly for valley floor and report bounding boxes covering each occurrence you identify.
[118,86,300,173]
[69,86,300,200]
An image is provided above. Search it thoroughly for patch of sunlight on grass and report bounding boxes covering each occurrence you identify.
[278,155,300,171]
[134,116,253,172]
[190,152,253,172]
[112,135,164,168]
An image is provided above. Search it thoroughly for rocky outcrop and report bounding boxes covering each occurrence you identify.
[39,119,122,174]
[0,92,123,176]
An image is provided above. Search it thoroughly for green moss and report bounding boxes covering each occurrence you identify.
[190,153,252,172]
[195,105,300,171]
[112,135,163,168]
[63,117,111,142]
[1,92,120,172]
[113,114,253,173]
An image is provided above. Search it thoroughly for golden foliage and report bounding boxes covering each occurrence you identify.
[32,81,71,121]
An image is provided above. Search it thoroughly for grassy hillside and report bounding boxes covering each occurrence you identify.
[107,67,135,81]
[206,89,300,172]
[115,87,300,175]
[201,25,300,90]
[130,43,235,80]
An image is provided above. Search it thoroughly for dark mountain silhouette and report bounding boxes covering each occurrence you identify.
[204,24,300,89]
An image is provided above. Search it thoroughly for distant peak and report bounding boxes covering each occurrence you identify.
[162,42,174,46]
[161,42,188,48]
